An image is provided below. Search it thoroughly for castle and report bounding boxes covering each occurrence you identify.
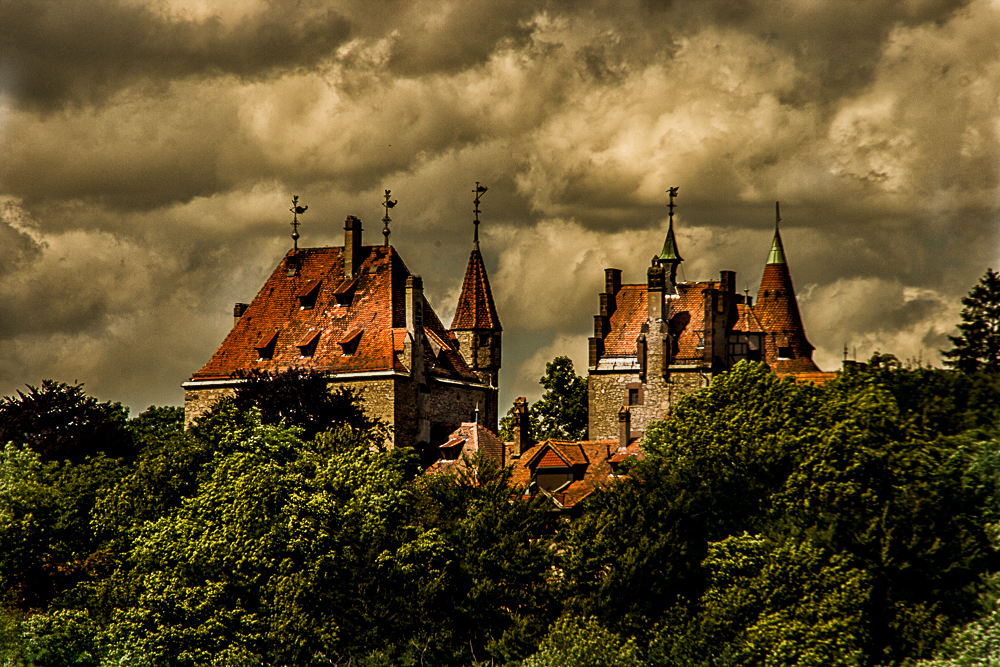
[587,200,829,440]
[183,192,503,449]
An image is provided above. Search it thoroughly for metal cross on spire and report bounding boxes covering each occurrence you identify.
[668,186,679,224]
[473,182,488,250]
[381,189,397,247]
[289,195,307,251]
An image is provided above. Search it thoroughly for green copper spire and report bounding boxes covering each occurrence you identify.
[767,201,786,265]
[659,186,684,262]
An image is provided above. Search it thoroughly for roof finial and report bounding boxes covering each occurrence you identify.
[382,189,397,247]
[474,401,480,425]
[473,182,488,250]
[775,200,781,230]
[290,195,307,251]
[658,187,683,264]
[668,186,679,226]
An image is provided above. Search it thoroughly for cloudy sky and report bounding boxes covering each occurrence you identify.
[1,0,998,415]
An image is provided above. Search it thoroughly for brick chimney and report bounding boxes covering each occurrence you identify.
[616,406,631,456]
[344,215,362,280]
[513,396,532,455]
[233,302,249,327]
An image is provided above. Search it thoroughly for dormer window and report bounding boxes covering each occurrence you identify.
[254,330,278,361]
[297,330,321,358]
[333,277,358,306]
[339,328,363,356]
[296,280,321,310]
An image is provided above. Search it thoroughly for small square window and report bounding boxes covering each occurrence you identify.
[628,388,639,405]
[778,346,794,359]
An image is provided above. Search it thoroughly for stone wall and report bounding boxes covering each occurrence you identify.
[589,372,639,440]
[184,385,238,428]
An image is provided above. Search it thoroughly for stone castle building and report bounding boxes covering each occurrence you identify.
[587,203,829,440]
[183,201,502,448]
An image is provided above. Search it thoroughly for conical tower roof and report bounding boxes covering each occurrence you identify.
[755,219,819,373]
[452,247,502,331]
[658,218,683,262]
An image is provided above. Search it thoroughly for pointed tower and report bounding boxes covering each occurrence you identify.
[657,186,683,290]
[754,202,820,373]
[451,183,502,429]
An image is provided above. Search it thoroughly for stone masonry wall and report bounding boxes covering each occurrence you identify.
[589,372,639,440]
[184,386,238,428]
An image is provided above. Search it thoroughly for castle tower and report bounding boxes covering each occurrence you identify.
[451,183,502,430]
[657,186,684,290]
[754,203,821,374]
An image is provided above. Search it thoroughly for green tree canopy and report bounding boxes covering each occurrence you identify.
[943,268,1000,373]
[500,356,588,442]
[0,380,132,463]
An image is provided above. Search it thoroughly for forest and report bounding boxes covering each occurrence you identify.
[4,269,1000,667]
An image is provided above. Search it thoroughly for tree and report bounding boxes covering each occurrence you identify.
[521,615,644,667]
[944,268,1000,373]
[0,380,132,463]
[500,357,588,442]
[231,368,379,440]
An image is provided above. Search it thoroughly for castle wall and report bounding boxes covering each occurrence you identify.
[184,385,238,428]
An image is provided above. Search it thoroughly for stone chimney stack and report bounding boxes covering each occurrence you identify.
[616,406,631,456]
[344,215,362,280]
[233,302,249,327]
[513,396,532,455]
[647,261,665,321]
[605,268,622,297]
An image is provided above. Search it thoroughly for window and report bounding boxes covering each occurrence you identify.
[296,280,321,310]
[297,330,321,358]
[536,471,571,492]
[255,330,278,361]
[333,277,358,306]
[626,382,643,406]
[339,328,363,356]
[778,346,794,359]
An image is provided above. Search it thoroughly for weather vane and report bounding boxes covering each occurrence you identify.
[290,195,307,251]
[667,186,679,224]
[382,189,397,247]
[473,182,488,249]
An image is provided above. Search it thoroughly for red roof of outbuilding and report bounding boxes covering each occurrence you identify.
[189,246,479,383]
[451,248,501,331]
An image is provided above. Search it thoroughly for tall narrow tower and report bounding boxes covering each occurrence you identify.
[755,202,820,373]
[451,183,503,429]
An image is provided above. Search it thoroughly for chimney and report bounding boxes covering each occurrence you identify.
[513,396,532,455]
[720,270,736,294]
[647,262,665,321]
[605,268,622,296]
[616,406,631,456]
[406,275,424,336]
[233,302,249,327]
[344,215,362,280]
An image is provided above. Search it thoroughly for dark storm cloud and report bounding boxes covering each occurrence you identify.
[0,0,350,109]
[0,0,997,411]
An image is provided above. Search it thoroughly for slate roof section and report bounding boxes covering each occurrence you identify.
[451,248,502,331]
[189,246,480,383]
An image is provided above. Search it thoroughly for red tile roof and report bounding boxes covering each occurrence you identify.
[451,248,501,331]
[755,257,821,374]
[425,422,506,473]
[189,246,479,383]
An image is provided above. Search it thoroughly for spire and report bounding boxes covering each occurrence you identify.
[472,182,488,250]
[767,201,786,265]
[452,246,501,331]
[658,186,684,262]
[381,189,397,247]
[756,202,819,373]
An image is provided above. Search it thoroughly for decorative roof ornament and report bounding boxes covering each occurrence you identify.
[767,201,787,265]
[290,195,307,251]
[381,189,397,247]
[658,186,683,263]
[473,182,488,250]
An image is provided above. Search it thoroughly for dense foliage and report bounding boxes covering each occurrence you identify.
[500,356,589,442]
[6,354,1000,665]
[943,268,1000,374]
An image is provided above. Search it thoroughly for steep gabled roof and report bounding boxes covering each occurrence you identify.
[451,248,501,331]
[424,422,506,474]
[189,246,479,383]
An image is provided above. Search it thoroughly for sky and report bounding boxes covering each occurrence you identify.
[1,0,999,416]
